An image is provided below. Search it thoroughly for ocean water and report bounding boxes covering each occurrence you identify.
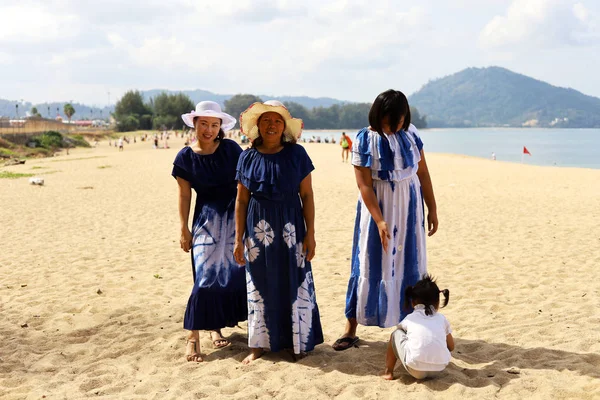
[303,128,600,169]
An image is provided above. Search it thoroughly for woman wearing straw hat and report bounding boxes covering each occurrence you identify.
[234,100,324,364]
[172,101,247,362]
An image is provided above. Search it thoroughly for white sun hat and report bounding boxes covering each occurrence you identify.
[181,101,237,131]
[239,100,303,142]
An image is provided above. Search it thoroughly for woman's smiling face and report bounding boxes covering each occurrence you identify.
[194,116,221,144]
[258,112,285,141]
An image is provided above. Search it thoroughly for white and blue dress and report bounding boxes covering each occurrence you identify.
[236,144,324,355]
[172,139,247,331]
[345,124,428,328]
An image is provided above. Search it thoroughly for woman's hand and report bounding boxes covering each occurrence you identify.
[427,210,439,236]
[180,228,192,252]
[377,220,391,253]
[234,239,246,266]
[303,231,316,262]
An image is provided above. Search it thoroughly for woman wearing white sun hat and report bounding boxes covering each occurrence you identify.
[233,100,324,364]
[172,101,247,362]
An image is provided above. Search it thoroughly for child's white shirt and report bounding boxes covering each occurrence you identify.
[398,305,452,371]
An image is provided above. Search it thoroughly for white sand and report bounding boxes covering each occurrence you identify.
[1,136,599,399]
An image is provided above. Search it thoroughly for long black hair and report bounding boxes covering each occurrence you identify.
[404,274,450,316]
[368,89,411,137]
[193,116,224,142]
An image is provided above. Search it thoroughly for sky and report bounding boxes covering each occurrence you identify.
[1,0,599,106]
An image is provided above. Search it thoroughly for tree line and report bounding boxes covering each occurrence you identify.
[29,104,75,122]
[113,91,427,132]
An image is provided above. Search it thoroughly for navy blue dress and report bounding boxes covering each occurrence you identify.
[236,144,324,354]
[172,139,247,331]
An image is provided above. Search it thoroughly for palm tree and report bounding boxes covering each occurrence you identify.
[64,103,75,124]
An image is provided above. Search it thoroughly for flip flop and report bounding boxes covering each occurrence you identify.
[213,338,230,349]
[209,331,231,349]
[185,340,203,362]
[332,336,360,351]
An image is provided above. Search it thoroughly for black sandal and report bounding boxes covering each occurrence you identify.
[332,336,360,351]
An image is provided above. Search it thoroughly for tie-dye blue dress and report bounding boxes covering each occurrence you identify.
[236,144,324,354]
[172,139,247,331]
[345,124,428,328]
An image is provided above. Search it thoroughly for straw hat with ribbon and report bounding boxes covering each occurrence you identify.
[240,100,303,142]
[181,101,236,132]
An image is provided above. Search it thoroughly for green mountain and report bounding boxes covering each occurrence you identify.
[409,67,600,128]
[140,89,345,109]
[0,91,345,119]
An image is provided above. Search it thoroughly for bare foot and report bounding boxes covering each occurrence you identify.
[381,368,394,380]
[210,330,230,349]
[242,348,265,365]
[185,340,203,362]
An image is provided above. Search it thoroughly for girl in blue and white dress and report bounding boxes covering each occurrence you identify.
[333,90,439,351]
[234,100,324,364]
[173,101,247,362]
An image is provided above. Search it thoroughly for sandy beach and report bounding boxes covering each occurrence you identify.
[1,135,599,399]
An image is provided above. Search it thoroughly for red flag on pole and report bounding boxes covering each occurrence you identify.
[523,146,531,156]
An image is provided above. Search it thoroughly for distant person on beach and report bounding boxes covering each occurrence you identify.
[332,89,438,351]
[340,132,352,162]
[491,152,496,161]
[234,100,324,364]
[118,137,124,151]
[382,275,454,380]
[172,101,246,363]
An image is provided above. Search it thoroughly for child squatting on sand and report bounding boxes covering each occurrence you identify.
[382,275,454,380]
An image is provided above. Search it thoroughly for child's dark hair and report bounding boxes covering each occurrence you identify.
[368,89,411,137]
[404,274,450,316]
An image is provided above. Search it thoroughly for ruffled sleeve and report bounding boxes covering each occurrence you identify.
[226,139,243,159]
[171,147,195,182]
[236,149,274,192]
[172,140,242,189]
[292,144,315,182]
[407,124,423,152]
[236,144,313,197]
[349,127,423,181]
[351,128,372,167]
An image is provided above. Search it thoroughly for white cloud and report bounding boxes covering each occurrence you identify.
[49,48,102,65]
[131,37,190,68]
[106,32,219,71]
[1,0,600,105]
[0,5,81,43]
[573,2,589,21]
[478,0,600,49]
[0,52,14,64]
[208,0,308,22]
